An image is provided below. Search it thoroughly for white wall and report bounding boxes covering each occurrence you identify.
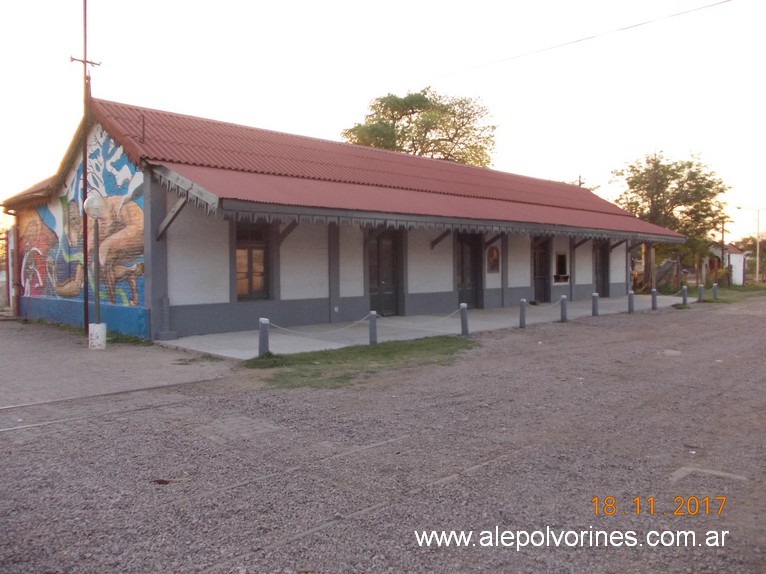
[407,229,453,294]
[281,223,328,299]
[610,242,627,284]
[339,224,364,297]
[507,234,531,288]
[166,202,230,305]
[730,253,745,286]
[575,240,593,285]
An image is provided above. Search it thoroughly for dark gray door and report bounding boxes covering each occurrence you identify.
[456,234,482,308]
[595,241,610,297]
[369,231,399,316]
[533,237,551,303]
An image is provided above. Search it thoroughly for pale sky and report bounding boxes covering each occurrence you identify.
[1,0,763,240]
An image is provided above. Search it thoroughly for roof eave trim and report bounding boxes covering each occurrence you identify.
[150,164,220,214]
[218,199,685,243]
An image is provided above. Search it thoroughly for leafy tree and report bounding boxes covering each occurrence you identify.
[612,152,728,255]
[342,87,496,167]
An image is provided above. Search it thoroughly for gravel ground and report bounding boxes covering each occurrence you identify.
[1,297,764,573]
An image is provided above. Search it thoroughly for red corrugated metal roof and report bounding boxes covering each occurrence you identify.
[6,98,683,241]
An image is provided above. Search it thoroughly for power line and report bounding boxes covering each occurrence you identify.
[438,0,734,77]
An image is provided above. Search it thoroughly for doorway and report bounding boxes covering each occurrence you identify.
[368,230,401,316]
[594,240,610,297]
[456,233,483,308]
[532,237,551,303]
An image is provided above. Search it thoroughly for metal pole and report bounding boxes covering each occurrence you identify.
[519,299,526,329]
[258,318,270,356]
[651,288,657,311]
[459,303,469,336]
[628,291,635,314]
[592,293,599,317]
[93,219,100,324]
[369,311,378,345]
[81,0,89,333]
[713,283,718,300]
[698,285,704,303]
[682,285,688,306]
[757,210,761,283]
[560,295,567,323]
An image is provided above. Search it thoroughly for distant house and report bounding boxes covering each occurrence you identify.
[1,99,683,339]
[726,243,746,286]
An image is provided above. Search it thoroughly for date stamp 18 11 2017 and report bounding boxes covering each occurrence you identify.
[592,496,727,516]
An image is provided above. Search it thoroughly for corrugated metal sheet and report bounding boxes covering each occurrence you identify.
[5,98,682,241]
[157,161,680,239]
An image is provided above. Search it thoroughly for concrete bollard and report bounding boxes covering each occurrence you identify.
[88,323,107,350]
[519,299,527,329]
[460,303,469,336]
[592,293,599,317]
[369,310,378,345]
[651,288,658,311]
[258,318,270,356]
[698,285,704,303]
[560,295,568,323]
[713,283,718,300]
[628,291,635,314]
[682,285,688,306]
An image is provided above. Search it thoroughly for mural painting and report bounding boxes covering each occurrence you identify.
[18,126,145,315]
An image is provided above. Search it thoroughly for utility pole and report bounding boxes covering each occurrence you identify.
[70,0,100,333]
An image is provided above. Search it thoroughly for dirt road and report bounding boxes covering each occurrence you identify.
[1,297,764,573]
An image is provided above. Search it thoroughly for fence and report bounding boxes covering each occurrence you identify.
[253,288,695,356]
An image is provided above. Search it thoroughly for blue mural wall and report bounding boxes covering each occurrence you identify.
[18,125,149,337]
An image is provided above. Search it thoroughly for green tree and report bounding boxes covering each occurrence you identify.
[342,87,496,167]
[613,152,728,253]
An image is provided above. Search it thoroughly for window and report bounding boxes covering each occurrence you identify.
[236,223,269,299]
[554,252,569,282]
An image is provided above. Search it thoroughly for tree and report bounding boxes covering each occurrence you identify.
[613,152,727,246]
[612,152,729,287]
[342,87,496,167]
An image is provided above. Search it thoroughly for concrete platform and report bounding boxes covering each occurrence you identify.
[159,293,684,360]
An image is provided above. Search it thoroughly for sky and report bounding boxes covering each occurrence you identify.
[1,0,763,240]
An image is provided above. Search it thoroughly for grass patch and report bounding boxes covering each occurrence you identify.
[697,284,766,304]
[242,335,478,389]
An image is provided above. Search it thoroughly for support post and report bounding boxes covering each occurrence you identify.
[713,283,719,300]
[698,285,704,303]
[460,303,469,336]
[682,285,688,306]
[519,299,526,329]
[628,291,635,314]
[560,295,567,323]
[258,318,270,356]
[592,293,599,317]
[651,288,658,311]
[369,311,378,345]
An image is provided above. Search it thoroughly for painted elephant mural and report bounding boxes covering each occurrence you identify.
[19,126,145,308]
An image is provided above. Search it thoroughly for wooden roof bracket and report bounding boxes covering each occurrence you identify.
[156,196,186,241]
[610,239,627,251]
[484,233,502,248]
[431,230,451,250]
